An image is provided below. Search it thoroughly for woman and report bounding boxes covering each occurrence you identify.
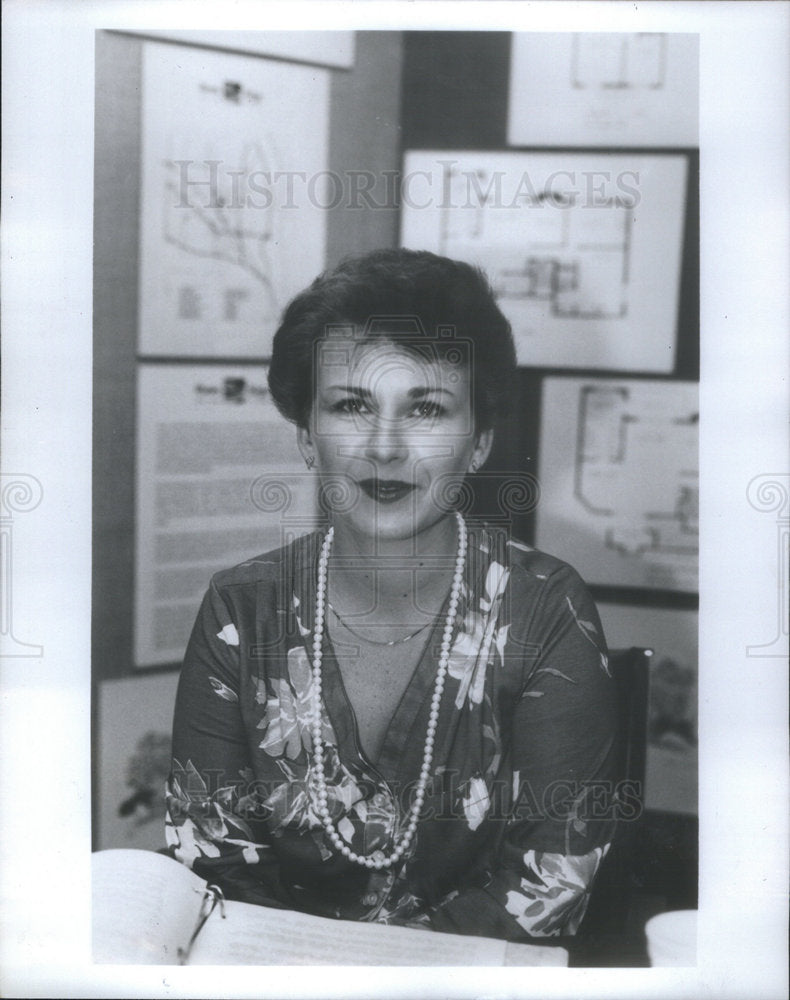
[165,249,619,940]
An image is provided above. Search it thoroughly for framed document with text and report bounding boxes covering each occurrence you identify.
[134,363,316,667]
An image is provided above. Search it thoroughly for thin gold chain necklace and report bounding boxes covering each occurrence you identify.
[327,602,434,646]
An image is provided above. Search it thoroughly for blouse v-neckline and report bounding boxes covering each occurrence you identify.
[293,531,470,788]
[319,614,445,783]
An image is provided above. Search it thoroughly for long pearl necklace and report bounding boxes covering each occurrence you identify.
[309,511,467,870]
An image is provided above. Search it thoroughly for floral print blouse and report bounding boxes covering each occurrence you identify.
[165,524,619,940]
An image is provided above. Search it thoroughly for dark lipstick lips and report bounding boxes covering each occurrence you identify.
[359,479,415,503]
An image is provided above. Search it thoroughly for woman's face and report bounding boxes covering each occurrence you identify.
[298,338,493,543]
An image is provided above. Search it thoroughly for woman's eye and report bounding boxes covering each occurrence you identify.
[333,398,369,415]
[413,401,443,419]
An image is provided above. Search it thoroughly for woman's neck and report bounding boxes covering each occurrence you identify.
[326,513,460,621]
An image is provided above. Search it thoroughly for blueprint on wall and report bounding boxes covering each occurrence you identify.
[138,42,329,359]
[401,151,687,372]
[537,377,698,592]
[507,32,699,147]
[597,602,698,814]
[439,160,632,323]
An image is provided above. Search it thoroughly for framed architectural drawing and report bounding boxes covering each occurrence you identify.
[400,151,688,371]
[138,41,329,358]
[597,602,698,816]
[508,32,699,147]
[536,377,698,592]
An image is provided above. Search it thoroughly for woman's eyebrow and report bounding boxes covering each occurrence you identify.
[323,384,372,396]
[407,386,454,398]
[322,384,454,397]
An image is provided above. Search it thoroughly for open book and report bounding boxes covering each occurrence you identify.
[92,849,568,966]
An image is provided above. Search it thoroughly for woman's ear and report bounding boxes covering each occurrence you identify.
[296,425,316,470]
[469,428,494,473]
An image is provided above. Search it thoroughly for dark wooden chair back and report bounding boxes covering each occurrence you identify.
[576,646,652,942]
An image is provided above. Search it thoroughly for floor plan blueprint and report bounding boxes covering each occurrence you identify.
[537,378,698,592]
[402,151,687,372]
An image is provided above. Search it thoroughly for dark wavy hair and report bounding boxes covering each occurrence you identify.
[268,248,517,432]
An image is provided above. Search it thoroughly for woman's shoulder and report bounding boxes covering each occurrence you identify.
[473,524,585,584]
[207,530,321,594]
[473,526,602,648]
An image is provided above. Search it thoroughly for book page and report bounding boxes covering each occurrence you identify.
[190,899,566,966]
[92,849,205,964]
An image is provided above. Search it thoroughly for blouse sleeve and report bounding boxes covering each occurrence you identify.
[428,562,620,939]
[164,578,290,908]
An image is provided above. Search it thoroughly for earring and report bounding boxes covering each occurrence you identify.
[469,459,479,473]
[305,456,315,470]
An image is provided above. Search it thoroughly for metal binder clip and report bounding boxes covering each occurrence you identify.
[205,884,226,919]
[177,884,226,964]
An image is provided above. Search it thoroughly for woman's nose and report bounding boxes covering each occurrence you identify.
[363,415,407,464]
